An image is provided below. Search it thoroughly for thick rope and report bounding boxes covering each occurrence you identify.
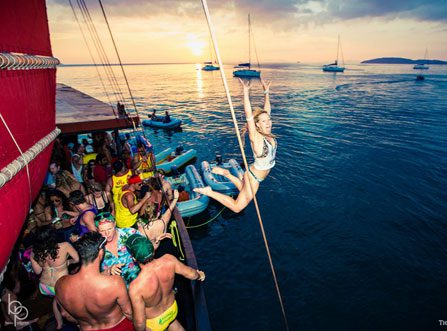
[0,127,61,188]
[76,0,126,103]
[200,2,289,330]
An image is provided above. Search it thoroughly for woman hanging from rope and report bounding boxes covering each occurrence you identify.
[194,78,276,212]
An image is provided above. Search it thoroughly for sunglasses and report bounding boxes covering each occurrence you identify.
[94,212,113,222]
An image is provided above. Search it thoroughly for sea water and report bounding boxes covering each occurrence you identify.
[58,63,447,330]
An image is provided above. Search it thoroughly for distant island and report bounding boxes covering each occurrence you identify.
[362,57,447,65]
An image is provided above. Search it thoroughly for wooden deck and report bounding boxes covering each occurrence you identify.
[56,83,139,134]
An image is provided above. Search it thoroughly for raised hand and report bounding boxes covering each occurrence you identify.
[238,78,251,90]
[261,78,271,92]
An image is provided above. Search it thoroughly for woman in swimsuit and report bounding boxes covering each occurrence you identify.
[30,227,79,330]
[45,189,79,229]
[137,189,179,251]
[85,182,115,215]
[194,78,276,213]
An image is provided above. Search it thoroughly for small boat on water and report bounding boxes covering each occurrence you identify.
[202,62,220,71]
[323,34,345,73]
[166,165,209,217]
[156,147,197,173]
[413,48,429,70]
[233,14,261,78]
[201,157,244,195]
[142,117,182,129]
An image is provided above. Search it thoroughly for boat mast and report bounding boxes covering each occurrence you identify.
[336,34,340,65]
[248,14,251,70]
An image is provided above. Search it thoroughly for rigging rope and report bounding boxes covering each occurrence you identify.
[97,0,143,134]
[200,2,289,330]
[68,0,116,117]
[75,0,126,103]
[251,25,261,71]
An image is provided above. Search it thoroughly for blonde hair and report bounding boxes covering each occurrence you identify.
[241,108,275,146]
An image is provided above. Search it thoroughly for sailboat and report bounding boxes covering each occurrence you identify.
[322,35,345,72]
[413,48,429,70]
[233,14,261,78]
[202,38,219,71]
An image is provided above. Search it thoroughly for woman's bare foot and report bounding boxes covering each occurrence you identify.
[212,167,230,177]
[193,186,213,196]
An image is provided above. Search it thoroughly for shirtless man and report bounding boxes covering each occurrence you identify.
[55,232,134,331]
[126,235,205,331]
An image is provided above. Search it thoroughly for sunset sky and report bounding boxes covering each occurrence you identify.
[47,0,447,64]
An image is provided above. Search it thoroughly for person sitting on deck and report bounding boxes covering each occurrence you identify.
[162,110,171,123]
[194,78,276,213]
[96,212,142,287]
[31,227,79,330]
[127,234,205,331]
[55,232,135,331]
[117,102,127,117]
[115,175,151,228]
[69,190,98,235]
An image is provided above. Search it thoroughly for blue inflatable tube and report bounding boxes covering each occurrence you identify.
[156,148,197,174]
[166,165,209,217]
[201,159,244,195]
[142,118,182,129]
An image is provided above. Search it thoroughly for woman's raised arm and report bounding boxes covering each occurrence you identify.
[261,79,271,114]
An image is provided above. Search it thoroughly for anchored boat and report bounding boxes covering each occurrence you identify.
[322,34,345,73]
[233,14,261,78]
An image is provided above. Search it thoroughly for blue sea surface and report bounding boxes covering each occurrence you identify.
[58,63,447,330]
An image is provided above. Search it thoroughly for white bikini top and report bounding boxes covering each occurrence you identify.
[253,137,277,171]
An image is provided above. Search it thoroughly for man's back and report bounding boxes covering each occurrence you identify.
[129,254,177,318]
[57,272,129,330]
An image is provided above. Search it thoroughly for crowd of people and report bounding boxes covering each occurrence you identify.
[1,130,205,331]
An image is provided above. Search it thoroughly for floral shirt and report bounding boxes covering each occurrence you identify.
[101,227,141,287]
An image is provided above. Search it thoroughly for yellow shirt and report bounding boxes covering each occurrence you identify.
[136,153,154,179]
[83,153,97,165]
[112,170,131,205]
[115,190,138,228]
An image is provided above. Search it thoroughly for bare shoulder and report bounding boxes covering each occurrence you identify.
[55,274,70,292]
[158,254,178,265]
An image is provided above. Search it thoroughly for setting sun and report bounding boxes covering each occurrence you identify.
[186,34,206,57]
